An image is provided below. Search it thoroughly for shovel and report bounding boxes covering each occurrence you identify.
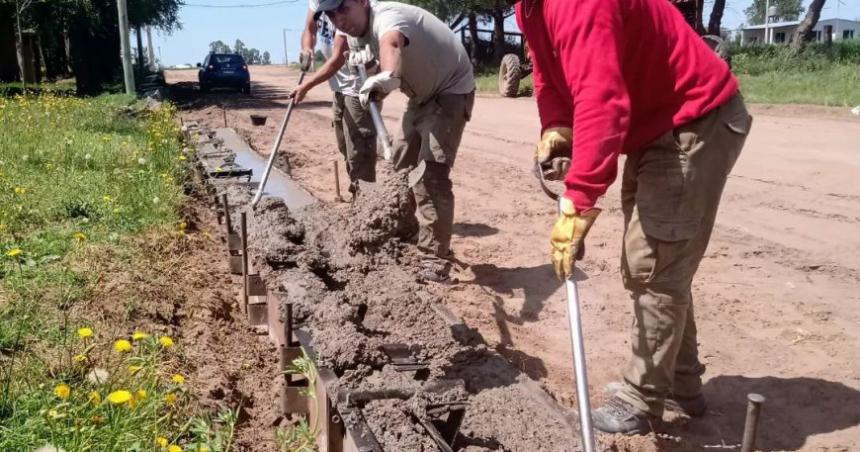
[251,69,307,207]
[348,45,394,162]
[537,164,596,452]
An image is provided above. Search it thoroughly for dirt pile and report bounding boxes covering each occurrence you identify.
[232,173,581,451]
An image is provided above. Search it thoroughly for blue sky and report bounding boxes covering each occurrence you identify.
[151,0,860,67]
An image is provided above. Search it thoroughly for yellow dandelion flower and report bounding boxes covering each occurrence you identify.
[13,187,26,195]
[156,437,169,448]
[107,390,132,405]
[128,365,143,374]
[5,248,22,257]
[73,232,86,242]
[73,354,87,364]
[164,392,178,406]
[199,447,210,452]
[178,155,187,161]
[89,391,101,405]
[158,336,174,348]
[168,445,182,452]
[132,331,150,341]
[170,374,185,385]
[77,327,93,339]
[114,339,133,353]
[135,389,147,401]
[102,195,112,202]
[54,384,70,400]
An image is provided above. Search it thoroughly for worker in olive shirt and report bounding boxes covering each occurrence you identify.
[294,2,376,194]
[313,0,475,283]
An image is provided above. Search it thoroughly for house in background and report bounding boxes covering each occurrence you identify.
[741,18,859,45]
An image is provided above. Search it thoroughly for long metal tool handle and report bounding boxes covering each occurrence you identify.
[251,70,307,207]
[355,65,393,161]
[565,278,596,452]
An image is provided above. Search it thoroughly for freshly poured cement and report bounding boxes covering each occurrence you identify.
[226,171,579,451]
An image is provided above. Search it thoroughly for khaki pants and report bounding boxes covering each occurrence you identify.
[392,92,475,260]
[616,95,752,416]
[333,92,377,186]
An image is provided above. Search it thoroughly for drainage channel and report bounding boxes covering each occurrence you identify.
[186,121,583,452]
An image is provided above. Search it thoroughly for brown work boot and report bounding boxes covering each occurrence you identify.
[591,395,658,435]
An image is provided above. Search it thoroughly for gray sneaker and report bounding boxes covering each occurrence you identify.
[416,260,452,284]
[591,396,657,435]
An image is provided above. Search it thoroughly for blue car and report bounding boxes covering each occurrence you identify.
[198,53,251,94]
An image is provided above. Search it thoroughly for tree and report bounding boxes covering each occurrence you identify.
[261,51,271,65]
[791,0,826,53]
[744,0,805,25]
[708,0,727,36]
[209,40,231,54]
[14,0,34,83]
[233,39,247,59]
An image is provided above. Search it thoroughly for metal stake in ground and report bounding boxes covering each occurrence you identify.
[240,212,249,314]
[251,70,308,207]
[741,393,766,452]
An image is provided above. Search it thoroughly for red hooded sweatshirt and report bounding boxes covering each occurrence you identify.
[516,0,738,211]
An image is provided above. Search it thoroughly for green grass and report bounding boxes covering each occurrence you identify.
[738,64,860,106]
[0,93,237,451]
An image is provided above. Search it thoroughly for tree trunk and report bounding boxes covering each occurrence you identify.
[790,0,826,54]
[695,0,706,34]
[468,12,479,66]
[135,25,145,76]
[0,4,20,82]
[15,0,25,82]
[492,2,505,64]
[708,0,726,36]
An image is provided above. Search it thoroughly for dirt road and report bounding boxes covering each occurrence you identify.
[168,65,860,451]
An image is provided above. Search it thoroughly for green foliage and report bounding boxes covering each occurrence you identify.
[275,419,316,452]
[744,0,804,24]
[208,39,269,64]
[731,41,860,106]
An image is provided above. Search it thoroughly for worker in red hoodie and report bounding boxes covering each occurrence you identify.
[516,0,752,435]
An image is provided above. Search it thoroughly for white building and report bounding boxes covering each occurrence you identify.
[741,18,859,45]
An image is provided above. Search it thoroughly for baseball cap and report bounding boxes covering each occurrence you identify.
[309,0,344,12]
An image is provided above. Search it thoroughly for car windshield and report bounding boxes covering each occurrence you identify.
[212,55,244,66]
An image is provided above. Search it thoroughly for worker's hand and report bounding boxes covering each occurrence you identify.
[358,70,400,109]
[290,82,311,104]
[348,46,376,69]
[535,127,573,181]
[550,196,601,279]
[299,50,313,72]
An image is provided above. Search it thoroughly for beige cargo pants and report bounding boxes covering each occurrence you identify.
[616,94,752,416]
[392,92,475,261]
[333,92,377,186]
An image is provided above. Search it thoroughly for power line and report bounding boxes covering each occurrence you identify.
[182,0,299,8]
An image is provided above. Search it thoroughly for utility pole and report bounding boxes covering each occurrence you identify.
[117,0,135,94]
[764,0,770,44]
[283,28,288,65]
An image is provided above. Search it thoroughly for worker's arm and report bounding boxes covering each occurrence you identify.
[291,34,348,103]
[553,0,631,212]
[516,6,571,132]
[300,9,317,70]
[356,30,405,108]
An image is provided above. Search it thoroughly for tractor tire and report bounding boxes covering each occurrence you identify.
[499,53,523,98]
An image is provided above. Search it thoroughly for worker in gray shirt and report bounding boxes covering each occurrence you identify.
[313,0,475,283]
[295,2,377,193]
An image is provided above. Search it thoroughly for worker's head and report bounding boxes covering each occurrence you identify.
[311,0,370,37]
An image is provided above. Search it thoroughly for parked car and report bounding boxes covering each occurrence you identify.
[197,53,251,94]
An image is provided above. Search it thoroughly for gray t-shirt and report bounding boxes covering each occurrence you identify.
[354,2,475,104]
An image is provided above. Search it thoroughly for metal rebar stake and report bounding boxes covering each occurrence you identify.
[333,160,344,202]
[741,393,765,452]
[240,212,249,313]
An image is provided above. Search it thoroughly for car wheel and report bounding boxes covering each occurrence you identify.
[242,84,251,95]
[200,82,209,93]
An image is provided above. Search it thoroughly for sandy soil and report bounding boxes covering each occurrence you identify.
[168,65,860,451]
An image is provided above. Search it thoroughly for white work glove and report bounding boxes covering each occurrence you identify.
[358,70,400,109]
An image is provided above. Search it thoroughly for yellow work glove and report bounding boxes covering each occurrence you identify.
[535,127,573,181]
[550,196,601,279]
